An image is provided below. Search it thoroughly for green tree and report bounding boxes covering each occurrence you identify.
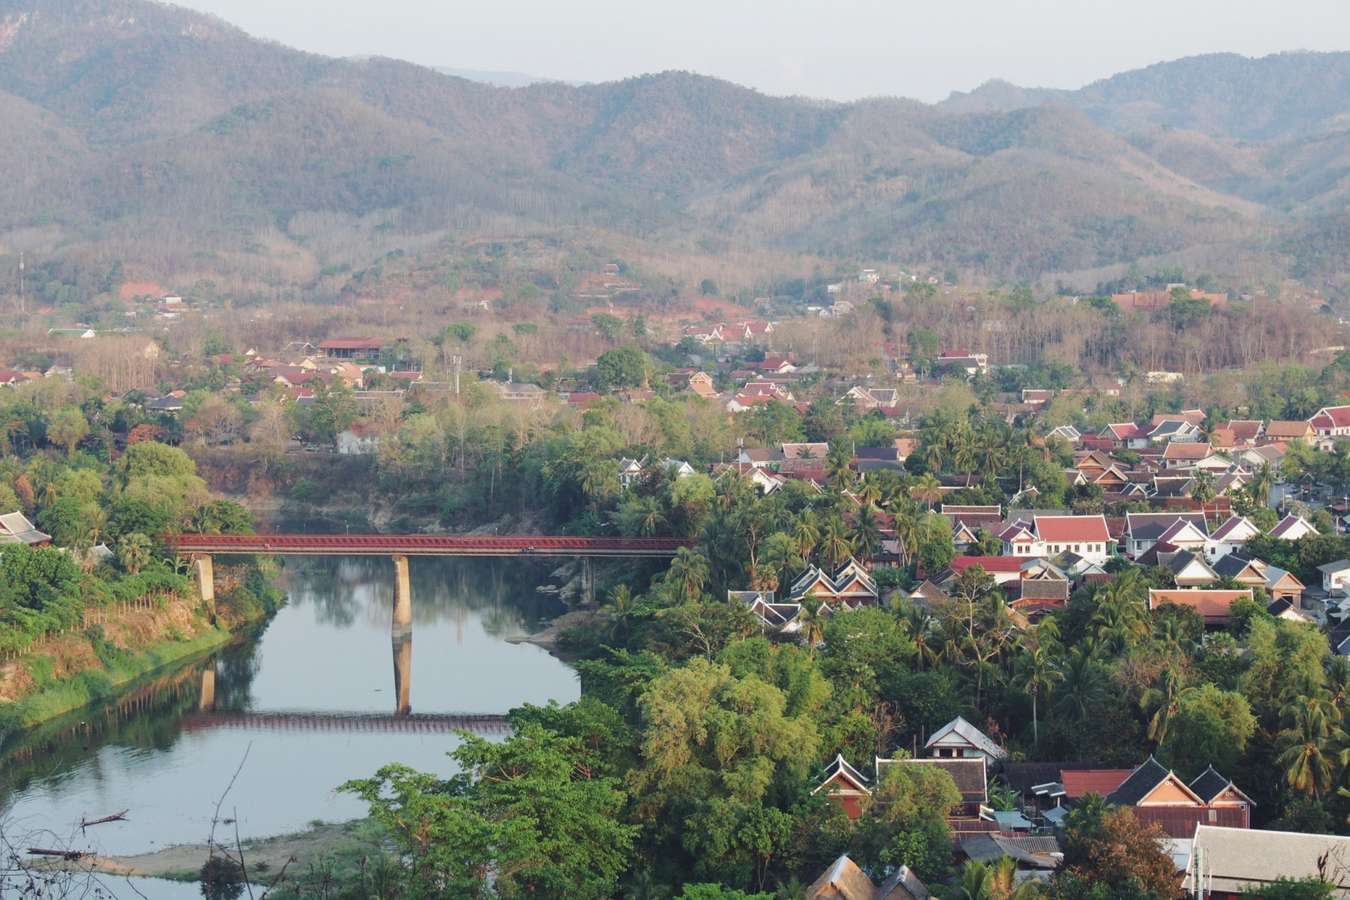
[342,724,635,899]
[117,532,152,575]
[46,407,88,455]
[853,754,960,882]
[594,346,650,391]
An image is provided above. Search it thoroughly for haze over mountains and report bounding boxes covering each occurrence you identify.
[1,0,1348,298]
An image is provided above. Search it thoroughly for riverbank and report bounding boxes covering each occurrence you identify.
[0,589,276,739]
[39,819,390,891]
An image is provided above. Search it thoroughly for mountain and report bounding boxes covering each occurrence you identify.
[0,0,1346,298]
[434,67,575,89]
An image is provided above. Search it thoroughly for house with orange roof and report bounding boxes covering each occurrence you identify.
[1149,588,1253,628]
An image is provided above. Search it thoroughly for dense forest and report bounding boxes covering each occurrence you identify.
[0,0,1348,299]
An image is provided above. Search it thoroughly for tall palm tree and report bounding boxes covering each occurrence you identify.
[1278,698,1344,798]
[1140,666,1195,746]
[1056,648,1106,725]
[826,445,855,490]
[856,477,882,509]
[666,547,710,603]
[819,516,855,570]
[850,505,882,561]
[1091,570,1148,653]
[911,473,942,510]
[792,510,821,561]
[1017,644,1064,748]
[891,506,921,569]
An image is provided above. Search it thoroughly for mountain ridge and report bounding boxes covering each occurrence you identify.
[0,0,1346,296]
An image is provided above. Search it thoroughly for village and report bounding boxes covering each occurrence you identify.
[3,271,1350,898]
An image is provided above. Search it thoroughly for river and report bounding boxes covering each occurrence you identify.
[0,556,580,895]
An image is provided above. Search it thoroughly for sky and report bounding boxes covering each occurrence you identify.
[177,0,1350,102]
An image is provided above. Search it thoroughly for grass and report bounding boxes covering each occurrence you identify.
[3,625,238,733]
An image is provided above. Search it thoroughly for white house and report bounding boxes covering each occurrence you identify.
[1270,514,1317,541]
[1000,515,1111,564]
[1318,559,1350,595]
[1206,516,1259,560]
[924,715,1006,761]
[336,424,380,456]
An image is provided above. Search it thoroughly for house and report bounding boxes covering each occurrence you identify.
[684,370,719,398]
[1207,516,1259,560]
[1022,389,1053,407]
[0,512,52,546]
[936,351,988,377]
[943,556,1026,587]
[1185,826,1348,898]
[758,353,795,375]
[0,369,33,387]
[493,381,548,405]
[1103,757,1251,838]
[1124,512,1208,558]
[1162,441,1213,468]
[924,716,1006,761]
[839,386,899,410]
[1270,514,1317,541]
[1000,515,1112,563]
[1310,404,1350,443]
[618,457,646,488]
[1318,559,1350,595]
[786,559,879,606]
[1159,550,1219,587]
[336,423,381,456]
[1100,422,1148,449]
[1264,566,1306,605]
[1046,425,1081,444]
[1148,418,1204,444]
[1154,518,1210,554]
[805,854,929,900]
[1148,589,1253,628]
[319,337,383,359]
[1218,420,1264,445]
[812,756,872,820]
[1214,555,1271,592]
[960,834,1061,870]
[783,442,830,460]
[146,395,185,414]
[1264,420,1316,446]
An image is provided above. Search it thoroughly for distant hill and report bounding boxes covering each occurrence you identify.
[434,67,577,89]
[0,0,1346,296]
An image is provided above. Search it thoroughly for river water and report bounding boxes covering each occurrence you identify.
[0,556,580,892]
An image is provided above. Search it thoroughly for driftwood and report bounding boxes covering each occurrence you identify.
[26,848,88,860]
[80,810,129,831]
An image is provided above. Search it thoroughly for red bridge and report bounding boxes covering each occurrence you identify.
[169,533,693,558]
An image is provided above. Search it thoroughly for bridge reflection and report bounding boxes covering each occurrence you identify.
[180,710,511,735]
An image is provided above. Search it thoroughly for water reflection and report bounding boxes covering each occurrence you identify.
[0,557,580,861]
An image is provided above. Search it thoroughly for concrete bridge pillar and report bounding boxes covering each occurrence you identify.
[392,633,412,716]
[392,554,412,635]
[193,555,215,607]
[199,665,216,711]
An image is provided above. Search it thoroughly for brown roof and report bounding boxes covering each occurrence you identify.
[318,337,382,350]
[1149,589,1252,625]
[806,854,878,900]
[1061,768,1132,798]
[1266,420,1313,438]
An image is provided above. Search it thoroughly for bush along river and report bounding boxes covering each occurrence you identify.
[0,556,581,897]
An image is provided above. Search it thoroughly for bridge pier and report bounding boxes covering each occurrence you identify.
[193,555,215,606]
[392,554,412,635]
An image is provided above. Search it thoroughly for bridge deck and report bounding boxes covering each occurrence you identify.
[169,534,692,557]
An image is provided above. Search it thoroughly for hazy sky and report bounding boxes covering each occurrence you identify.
[178,0,1350,102]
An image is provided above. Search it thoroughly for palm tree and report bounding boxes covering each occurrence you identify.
[1278,699,1343,798]
[796,596,826,653]
[1191,469,1217,505]
[1091,570,1149,653]
[826,445,855,490]
[1250,463,1277,508]
[1140,666,1195,746]
[791,511,821,561]
[856,477,882,509]
[910,474,942,510]
[118,532,152,575]
[819,516,855,570]
[903,606,941,670]
[1017,644,1063,748]
[850,505,882,561]
[1056,648,1106,725]
[891,506,921,569]
[666,547,710,602]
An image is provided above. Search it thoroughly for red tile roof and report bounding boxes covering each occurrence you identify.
[1320,406,1350,428]
[1034,515,1110,543]
[951,555,1025,574]
[1061,769,1132,799]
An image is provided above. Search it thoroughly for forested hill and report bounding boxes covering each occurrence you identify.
[0,0,1348,293]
